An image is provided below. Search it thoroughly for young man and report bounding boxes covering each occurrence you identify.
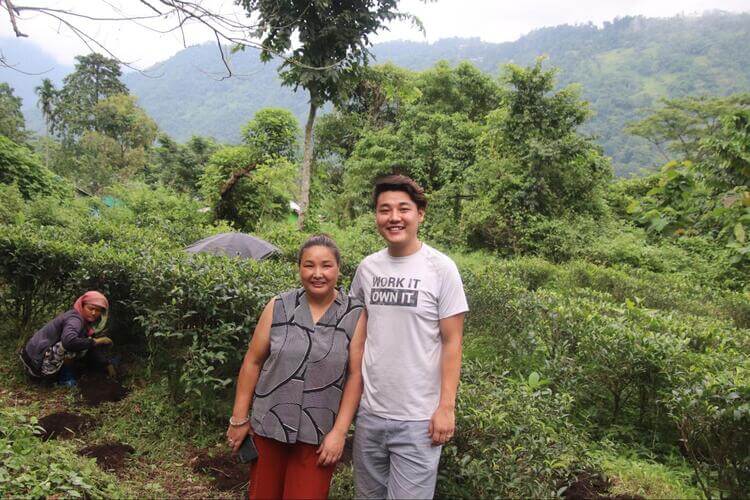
[350,174,468,499]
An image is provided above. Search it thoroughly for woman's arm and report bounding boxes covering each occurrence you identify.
[317,311,367,466]
[60,315,95,352]
[227,298,274,452]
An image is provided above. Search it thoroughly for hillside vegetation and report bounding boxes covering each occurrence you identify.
[127,11,750,175]
[1,24,749,499]
[6,11,750,175]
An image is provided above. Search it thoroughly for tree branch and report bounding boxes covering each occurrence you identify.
[6,1,347,77]
[2,0,28,37]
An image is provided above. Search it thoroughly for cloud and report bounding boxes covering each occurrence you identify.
[1,0,748,70]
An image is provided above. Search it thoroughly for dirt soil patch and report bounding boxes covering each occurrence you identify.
[78,442,135,472]
[192,451,249,492]
[78,375,129,406]
[563,472,645,500]
[38,411,95,440]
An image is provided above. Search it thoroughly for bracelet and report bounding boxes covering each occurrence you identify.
[229,415,250,427]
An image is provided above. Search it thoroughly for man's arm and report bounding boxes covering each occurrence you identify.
[429,312,465,445]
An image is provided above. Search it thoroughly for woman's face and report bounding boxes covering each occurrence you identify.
[299,245,339,300]
[82,303,104,323]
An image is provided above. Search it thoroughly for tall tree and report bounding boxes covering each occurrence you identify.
[50,54,129,144]
[0,83,29,143]
[151,134,219,194]
[241,108,300,162]
[462,59,612,250]
[35,78,57,135]
[238,0,417,228]
[627,94,750,164]
[71,94,158,193]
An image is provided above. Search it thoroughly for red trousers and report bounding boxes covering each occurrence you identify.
[248,435,336,499]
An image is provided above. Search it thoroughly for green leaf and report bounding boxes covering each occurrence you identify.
[625,200,641,214]
[734,223,746,243]
[528,371,541,389]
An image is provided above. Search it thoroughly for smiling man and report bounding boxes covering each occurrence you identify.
[350,174,468,499]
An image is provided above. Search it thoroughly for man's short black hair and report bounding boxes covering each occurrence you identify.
[372,174,427,210]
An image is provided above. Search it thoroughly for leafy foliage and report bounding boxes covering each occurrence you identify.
[238,0,413,226]
[199,147,297,231]
[39,54,128,144]
[0,83,30,144]
[462,60,611,251]
[627,96,750,268]
[0,135,68,199]
[149,134,219,195]
[666,360,750,498]
[32,55,158,194]
[240,107,300,162]
[0,407,123,498]
[437,360,593,498]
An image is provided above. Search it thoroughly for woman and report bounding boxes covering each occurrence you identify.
[20,291,116,382]
[226,234,366,499]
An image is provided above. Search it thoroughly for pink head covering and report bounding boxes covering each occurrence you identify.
[73,291,109,335]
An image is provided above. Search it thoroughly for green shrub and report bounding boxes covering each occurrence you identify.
[133,253,295,420]
[0,225,80,333]
[437,359,594,498]
[570,303,689,428]
[665,359,750,499]
[0,135,70,199]
[0,407,123,498]
[0,223,296,421]
[103,183,220,246]
[0,183,24,225]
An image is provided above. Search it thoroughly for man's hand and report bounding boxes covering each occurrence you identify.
[316,429,346,466]
[93,336,113,346]
[428,405,455,446]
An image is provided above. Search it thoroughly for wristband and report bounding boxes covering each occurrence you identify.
[229,415,250,427]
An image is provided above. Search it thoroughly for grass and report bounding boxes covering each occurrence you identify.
[593,448,702,499]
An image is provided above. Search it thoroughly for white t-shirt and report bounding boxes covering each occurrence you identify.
[350,243,469,420]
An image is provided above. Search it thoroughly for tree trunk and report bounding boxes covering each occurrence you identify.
[298,100,318,230]
[215,163,257,219]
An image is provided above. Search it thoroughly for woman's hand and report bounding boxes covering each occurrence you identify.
[226,421,253,454]
[316,429,346,467]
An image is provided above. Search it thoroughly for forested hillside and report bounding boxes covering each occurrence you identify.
[123,11,750,175]
[7,12,750,175]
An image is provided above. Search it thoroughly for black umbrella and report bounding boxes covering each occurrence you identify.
[185,233,280,260]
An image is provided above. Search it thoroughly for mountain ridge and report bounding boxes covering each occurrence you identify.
[4,11,750,174]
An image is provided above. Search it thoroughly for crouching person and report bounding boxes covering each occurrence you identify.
[20,291,116,383]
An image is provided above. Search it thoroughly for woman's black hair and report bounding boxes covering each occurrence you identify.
[297,234,341,266]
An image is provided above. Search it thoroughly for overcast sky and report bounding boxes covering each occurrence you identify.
[2,0,749,70]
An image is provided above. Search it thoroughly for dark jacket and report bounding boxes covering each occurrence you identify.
[23,309,104,372]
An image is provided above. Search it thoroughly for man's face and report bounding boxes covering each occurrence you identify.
[375,190,425,248]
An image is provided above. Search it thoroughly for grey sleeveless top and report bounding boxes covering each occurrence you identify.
[250,288,364,445]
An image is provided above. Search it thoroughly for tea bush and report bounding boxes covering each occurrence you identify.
[0,183,25,225]
[0,223,296,421]
[0,407,123,498]
[437,359,594,498]
[0,225,81,333]
[665,358,750,498]
[133,253,294,419]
